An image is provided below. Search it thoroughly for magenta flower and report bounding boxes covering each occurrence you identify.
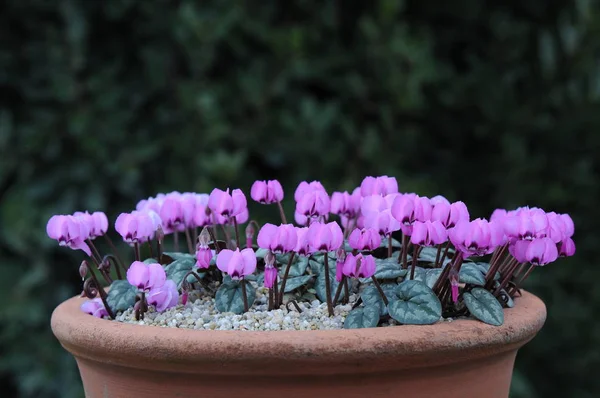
[342,253,376,279]
[147,280,179,312]
[257,223,298,254]
[503,207,549,241]
[348,228,382,251]
[264,266,278,289]
[308,222,344,252]
[430,195,450,206]
[126,261,166,291]
[410,221,448,246]
[294,227,313,256]
[216,248,257,279]
[80,298,108,318]
[191,194,212,227]
[195,246,213,269]
[363,209,400,237]
[335,248,346,282]
[296,188,330,218]
[560,214,575,238]
[431,201,469,229]
[330,188,361,218]
[74,211,108,239]
[208,188,247,220]
[509,240,530,263]
[526,237,558,266]
[490,209,508,223]
[558,237,576,257]
[449,219,504,258]
[159,194,185,233]
[46,215,92,256]
[115,210,160,244]
[251,180,284,204]
[294,181,327,202]
[391,194,432,234]
[359,175,398,197]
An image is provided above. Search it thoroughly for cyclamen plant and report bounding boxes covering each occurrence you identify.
[47,176,576,329]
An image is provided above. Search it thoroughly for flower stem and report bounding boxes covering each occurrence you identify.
[208,227,221,254]
[102,254,123,280]
[439,242,452,269]
[278,252,296,305]
[434,244,443,268]
[85,264,114,319]
[220,224,232,249]
[323,254,334,316]
[233,217,240,249]
[273,276,280,308]
[388,235,393,258]
[103,234,124,270]
[147,241,154,258]
[410,245,419,280]
[493,259,522,296]
[333,276,345,305]
[173,232,179,252]
[268,287,274,311]
[134,242,140,262]
[484,244,508,289]
[276,201,288,224]
[343,277,350,304]
[86,239,104,266]
[241,280,249,312]
[371,276,389,306]
[185,228,194,254]
[157,237,163,263]
[398,233,406,264]
[508,263,535,296]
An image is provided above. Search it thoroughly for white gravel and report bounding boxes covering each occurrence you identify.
[114,285,359,331]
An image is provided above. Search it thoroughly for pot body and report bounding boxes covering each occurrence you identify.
[52,291,546,398]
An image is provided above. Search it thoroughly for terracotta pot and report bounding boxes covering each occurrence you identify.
[51,290,546,398]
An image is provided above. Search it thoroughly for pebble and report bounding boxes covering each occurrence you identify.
[114,289,358,331]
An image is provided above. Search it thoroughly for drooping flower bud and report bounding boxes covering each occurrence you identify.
[79,260,88,281]
[245,223,256,248]
[264,267,278,289]
[264,250,276,267]
[195,247,212,269]
[198,227,211,248]
[335,248,347,282]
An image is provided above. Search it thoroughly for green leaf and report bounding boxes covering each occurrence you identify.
[412,266,428,282]
[255,248,269,259]
[281,275,314,293]
[142,258,158,264]
[463,288,504,326]
[473,262,500,280]
[163,252,195,261]
[280,256,309,277]
[343,305,380,329]
[315,266,342,302]
[425,268,443,289]
[361,257,407,282]
[361,283,397,316]
[380,237,403,249]
[417,246,439,263]
[215,280,256,314]
[388,280,442,325]
[459,263,486,286]
[106,280,137,313]
[164,257,197,287]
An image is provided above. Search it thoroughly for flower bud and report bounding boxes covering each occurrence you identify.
[156,225,165,244]
[264,250,276,267]
[79,260,88,281]
[198,227,211,247]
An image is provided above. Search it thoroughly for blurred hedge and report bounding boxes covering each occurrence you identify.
[1,1,599,397]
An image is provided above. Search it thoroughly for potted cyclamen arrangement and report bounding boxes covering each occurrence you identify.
[50,176,574,398]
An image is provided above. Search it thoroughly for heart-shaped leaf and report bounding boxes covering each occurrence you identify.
[215,280,256,314]
[388,280,442,325]
[281,275,314,293]
[315,265,343,302]
[165,257,198,287]
[143,258,159,264]
[425,268,443,289]
[459,263,486,286]
[279,256,309,278]
[106,280,137,313]
[361,257,407,282]
[343,305,380,329]
[463,287,504,326]
[410,266,428,283]
[361,283,397,316]
[162,252,194,261]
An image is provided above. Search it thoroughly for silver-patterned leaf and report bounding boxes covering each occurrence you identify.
[463,287,504,326]
[472,262,500,280]
[425,268,443,289]
[215,280,256,314]
[106,280,137,312]
[388,280,442,325]
[315,265,342,302]
[343,305,380,329]
[361,283,397,316]
[459,263,486,286]
[280,275,314,293]
[164,257,198,287]
[360,257,407,283]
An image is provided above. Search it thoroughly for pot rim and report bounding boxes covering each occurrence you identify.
[51,290,546,376]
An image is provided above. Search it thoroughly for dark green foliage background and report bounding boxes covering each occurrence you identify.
[1,1,598,396]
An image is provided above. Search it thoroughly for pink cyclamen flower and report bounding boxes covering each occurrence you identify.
[450,270,459,303]
[216,248,257,279]
[330,188,361,218]
[126,261,166,291]
[503,207,548,241]
[560,214,575,238]
[363,209,400,237]
[159,193,185,233]
[294,227,313,256]
[195,246,213,269]
[147,279,179,312]
[431,201,469,229]
[490,209,508,224]
[509,240,530,263]
[526,237,558,266]
[46,215,92,256]
[430,195,450,206]
[257,223,298,254]
[296,187,330,218]
[308,222,344,252]
[410,221,448,246]
[391,194,431,235]
[359,175,398,197]
[558,237,576,257]
[191,194,212,227]
[348,228,382,251]
[294,181,327,202]
[115,210,161,244]
[208,188,247,220]
[80,298,108,318]
[74,211,108,239]
[264,266,278,289]
[342,253,376,279]
[251,180,284,204]
[449,219,504,258]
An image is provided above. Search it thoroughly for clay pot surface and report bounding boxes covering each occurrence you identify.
[52,290,546,398]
